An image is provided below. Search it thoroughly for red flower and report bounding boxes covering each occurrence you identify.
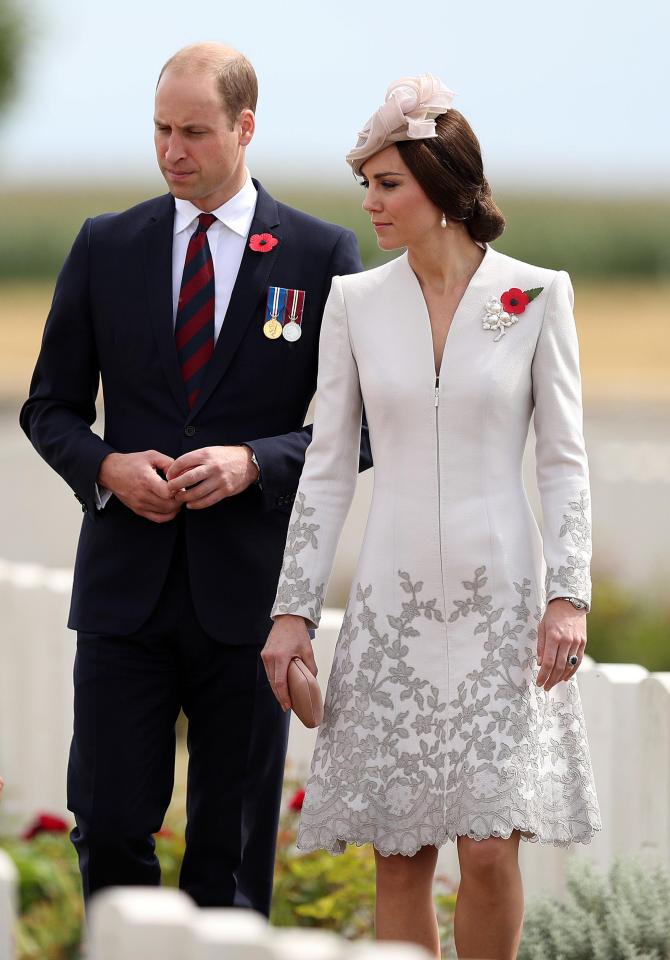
[288,788,305,811]
[249,233,279,253]
[21,812,69,840]
[500,288,530,315]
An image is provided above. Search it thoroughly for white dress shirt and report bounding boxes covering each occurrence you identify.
[96,173,258,509]
[172,173,257,340]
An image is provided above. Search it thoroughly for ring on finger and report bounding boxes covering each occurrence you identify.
[568,654,579,667]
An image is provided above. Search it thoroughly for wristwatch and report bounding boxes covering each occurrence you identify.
[554,596,589,611]
[249,449,262,486]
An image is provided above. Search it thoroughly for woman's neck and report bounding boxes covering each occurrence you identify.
[407,225,485,295]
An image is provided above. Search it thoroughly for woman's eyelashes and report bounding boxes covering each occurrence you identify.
[359,179,398,190]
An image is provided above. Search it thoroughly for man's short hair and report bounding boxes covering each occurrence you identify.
[158,44,258,126]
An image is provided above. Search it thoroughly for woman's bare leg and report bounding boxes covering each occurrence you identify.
[374,843,441,958]
[454,831,524,960]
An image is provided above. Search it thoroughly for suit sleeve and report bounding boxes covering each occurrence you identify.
[244,228,371,513]
[270,276,362,628]
[531,270,592,610]
[19,220,115,516]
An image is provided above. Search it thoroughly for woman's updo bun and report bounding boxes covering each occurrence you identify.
[468,177,505,243]
[397,111,505,243]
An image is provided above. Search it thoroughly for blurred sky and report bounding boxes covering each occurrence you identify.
[1,0,668,192]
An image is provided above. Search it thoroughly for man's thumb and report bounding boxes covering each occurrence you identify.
[148,450,175,471]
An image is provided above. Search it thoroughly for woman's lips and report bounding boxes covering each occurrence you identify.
[373,222,391,231]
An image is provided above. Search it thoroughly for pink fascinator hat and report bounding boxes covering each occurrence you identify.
[346,74,456,176]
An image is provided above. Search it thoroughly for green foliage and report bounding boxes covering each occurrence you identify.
[586,581,670,672]
[0,0,24,114]
[0,825,189,960]
[497,195,670,281]
[1,833,83,960]
[4,794,670,960]
[0,790,459,957]
[276,186,670,282]
[271,834,377,936]
[519,856,670,960]
[154,823,186,888]
[270,782,458,954]
[0,185,668,281]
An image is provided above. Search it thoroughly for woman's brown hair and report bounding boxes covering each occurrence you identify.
[397,110,505,243]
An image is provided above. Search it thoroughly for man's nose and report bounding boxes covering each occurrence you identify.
[164,135,186,163]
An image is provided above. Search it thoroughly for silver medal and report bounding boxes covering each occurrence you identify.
[282,320,302,342]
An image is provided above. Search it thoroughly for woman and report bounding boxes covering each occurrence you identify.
[262,76,601,959]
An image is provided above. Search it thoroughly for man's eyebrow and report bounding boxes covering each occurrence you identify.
[153,119,210,129]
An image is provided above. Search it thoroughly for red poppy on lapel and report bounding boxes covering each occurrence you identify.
[249,232,279,253]
[500,288,530,315]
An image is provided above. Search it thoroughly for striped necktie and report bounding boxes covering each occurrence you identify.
[175,212,216,409]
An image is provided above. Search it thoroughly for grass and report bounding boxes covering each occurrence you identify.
[0,184,669,280]
[2,183,667,403]
[2,277,669,404]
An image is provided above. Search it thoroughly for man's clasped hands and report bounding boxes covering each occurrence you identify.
[97,446,260,523]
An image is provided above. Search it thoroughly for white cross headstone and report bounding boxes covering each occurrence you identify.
[191,907,272,959]
[0,849,18,960]
[88,887,194,960]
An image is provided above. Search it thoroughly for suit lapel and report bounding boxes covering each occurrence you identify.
[141,194,189,416]
[188,182,282,419]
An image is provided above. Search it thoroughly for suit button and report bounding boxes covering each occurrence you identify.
[184,425,197,437]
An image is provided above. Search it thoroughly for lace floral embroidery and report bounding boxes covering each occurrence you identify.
[311,572,447,800]
[545,489,592,604]
[443,567,600,842]
[273,492,325,624]
[447,570,539,792]
[297,566,601,857]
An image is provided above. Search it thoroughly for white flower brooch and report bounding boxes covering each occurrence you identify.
[482,286,543,341]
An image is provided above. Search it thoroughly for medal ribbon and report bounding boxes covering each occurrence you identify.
[266,286,287,323]
[285,289,305,327]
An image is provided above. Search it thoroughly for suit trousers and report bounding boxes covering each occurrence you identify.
[67,517,290,915]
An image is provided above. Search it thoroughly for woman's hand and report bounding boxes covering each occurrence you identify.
[536,599,587,691]
[261,614,318,711]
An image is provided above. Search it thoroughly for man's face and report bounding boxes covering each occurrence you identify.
[154,69,254,211]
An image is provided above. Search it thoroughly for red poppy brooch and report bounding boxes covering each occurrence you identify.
[249,232,279,253]
[482,286,543,341]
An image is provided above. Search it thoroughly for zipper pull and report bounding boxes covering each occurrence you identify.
[434,376,440,407]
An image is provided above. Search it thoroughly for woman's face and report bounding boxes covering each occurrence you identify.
[360,145,441,250]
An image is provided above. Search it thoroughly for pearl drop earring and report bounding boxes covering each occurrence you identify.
[440,213,447,229]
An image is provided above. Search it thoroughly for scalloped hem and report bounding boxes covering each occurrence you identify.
[296,824,601,858]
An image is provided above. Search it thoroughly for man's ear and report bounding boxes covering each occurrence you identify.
[238,109,255,147]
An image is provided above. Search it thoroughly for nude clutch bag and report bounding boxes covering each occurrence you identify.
[287,656,324,729]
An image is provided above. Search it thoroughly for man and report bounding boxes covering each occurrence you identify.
[20,42,370,915]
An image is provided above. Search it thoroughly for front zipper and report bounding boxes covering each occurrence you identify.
[435,376,445,596]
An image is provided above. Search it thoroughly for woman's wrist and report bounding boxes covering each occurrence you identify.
[549,597,588,613]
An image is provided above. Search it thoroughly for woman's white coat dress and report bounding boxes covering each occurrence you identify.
[272,244,602,856]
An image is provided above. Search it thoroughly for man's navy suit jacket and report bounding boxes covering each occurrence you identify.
[20,181,371,644]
